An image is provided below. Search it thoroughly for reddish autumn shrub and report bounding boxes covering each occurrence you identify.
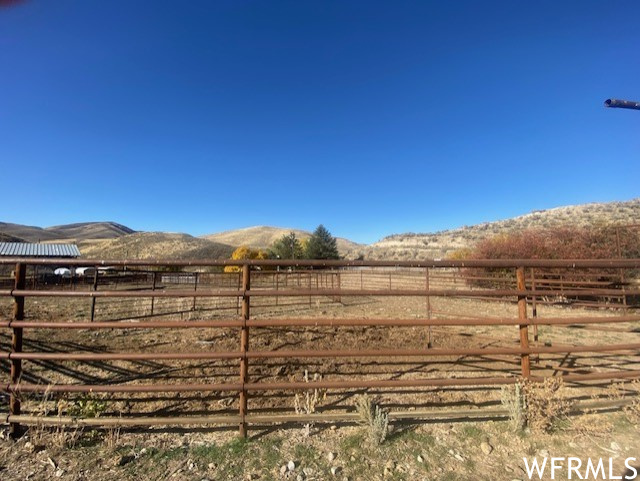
[470,226,639,260]
[461,226,640,289]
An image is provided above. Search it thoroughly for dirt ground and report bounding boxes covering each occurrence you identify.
[0,409,639,480]
[0,269,639,480]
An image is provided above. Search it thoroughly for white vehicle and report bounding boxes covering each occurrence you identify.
[54,268,72,278]
[75,267,97,277]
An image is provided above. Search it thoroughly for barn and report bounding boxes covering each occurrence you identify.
[0,242,81,285]
[0,242,81,259]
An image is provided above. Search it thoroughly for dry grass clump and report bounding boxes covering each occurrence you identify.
[104,425,122,450]
[604,382,626,402]
[572,381,640,436]
[23,388,117,451]
[26,385,82,450]
[27,420,84,452]
[522,378,573,433]
[571,410,613,438]
[293,370,326,437]
[502,378,573,433]
[354,394,389,446]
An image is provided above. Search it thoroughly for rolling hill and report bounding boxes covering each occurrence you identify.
[202,226,362,256]
[79,233,234,260]
[0,232,25,242]
[45,222,134,240]
[346,198,640,260]
[0,221,134,243]
[3,198,639,261]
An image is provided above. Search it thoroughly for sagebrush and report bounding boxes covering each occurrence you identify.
[354,395,389,446]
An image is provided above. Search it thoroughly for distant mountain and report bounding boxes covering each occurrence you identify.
[202,226,362,256]
[4,198,638,261]
[346,198,640,260]
[0,221,135,242]
[46,222,135,240]
[79,232,234,260]
[0,222,62,242]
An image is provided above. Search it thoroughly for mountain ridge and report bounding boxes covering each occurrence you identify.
[2,198,639,260]
[0,221,135,242]
[350,198,640,260]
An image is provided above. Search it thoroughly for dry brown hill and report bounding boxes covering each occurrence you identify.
[202,226,361,256]
[0,232,24,242]
[347,198,640,260]
[0,222,61,242]
[79,233,234,260]
[46,222,134,240]
[5,198,638,261]
[0,221,134,243]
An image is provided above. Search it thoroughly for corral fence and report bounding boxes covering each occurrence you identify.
[1,257,640,438]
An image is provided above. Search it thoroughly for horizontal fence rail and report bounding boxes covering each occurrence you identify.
[1,258,639,437]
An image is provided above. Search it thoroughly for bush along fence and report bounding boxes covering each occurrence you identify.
[1,257,640,437]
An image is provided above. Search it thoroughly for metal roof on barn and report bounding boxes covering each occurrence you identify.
[0,242,81,258]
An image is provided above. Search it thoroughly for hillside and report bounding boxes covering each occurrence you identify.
[4,199,638,261]
[79,232,234,260]
[0,232,24,242]
[202,226,362,256]
[0,221,134,242]
[348,198,640,260]
[0,222,62,242]
[46,222,134,240]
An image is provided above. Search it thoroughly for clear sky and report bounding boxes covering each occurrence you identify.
[1,1,638,244]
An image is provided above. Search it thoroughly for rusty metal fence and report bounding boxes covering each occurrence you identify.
[1,258,640,437]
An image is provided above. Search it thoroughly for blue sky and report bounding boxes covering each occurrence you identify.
[1,1,638,244]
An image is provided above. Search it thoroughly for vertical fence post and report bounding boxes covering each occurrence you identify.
[530,268,539,365]
[425,267,432,348]
[615,227,627,306]
[330,272,334,301]
[10,262,26,438]
[239,263,250,437]
[192,272,198,311]
[150,271,157,316]
[275,272,279,306]
[516,267,530,378]
[90,267,99,322]
[530,268,538,340]
[236,272,241,315]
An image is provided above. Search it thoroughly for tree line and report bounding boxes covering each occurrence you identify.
[224,225,339,272]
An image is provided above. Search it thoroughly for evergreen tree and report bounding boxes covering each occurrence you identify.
[305,225,340,260]
[268,232,305,259]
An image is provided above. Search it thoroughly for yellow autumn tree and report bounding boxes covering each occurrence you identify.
[224,246,269,272]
